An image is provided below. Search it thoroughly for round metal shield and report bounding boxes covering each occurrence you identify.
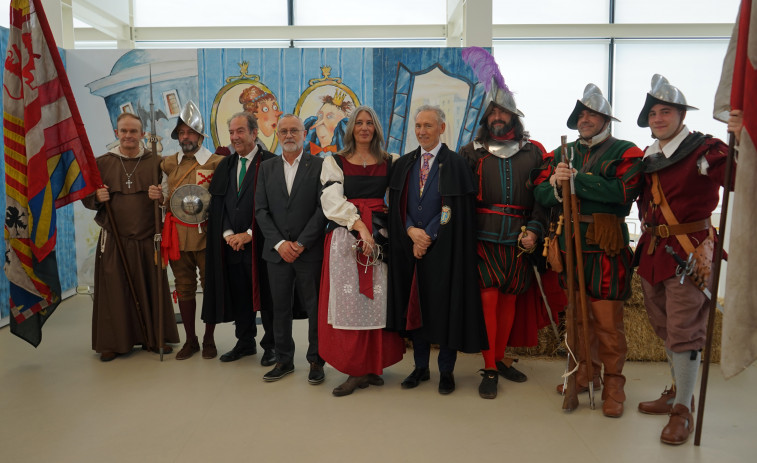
[170,184,211,224]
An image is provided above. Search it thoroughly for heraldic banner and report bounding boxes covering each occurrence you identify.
[714,0,757,378]
[3,0,101,346]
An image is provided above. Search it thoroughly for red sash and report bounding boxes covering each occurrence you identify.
[348,198,385,300]
[160,212,206,266]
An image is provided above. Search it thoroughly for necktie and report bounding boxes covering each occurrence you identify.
[238,157,247,196]
[419,152,433,195]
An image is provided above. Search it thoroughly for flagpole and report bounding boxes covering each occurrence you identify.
[694,133,737,446]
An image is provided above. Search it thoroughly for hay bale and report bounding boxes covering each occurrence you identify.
[512,273,722,362]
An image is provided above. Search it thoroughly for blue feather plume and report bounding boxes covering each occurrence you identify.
[461,46,508,94]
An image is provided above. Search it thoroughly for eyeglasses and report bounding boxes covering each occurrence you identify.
[277,128,301,136]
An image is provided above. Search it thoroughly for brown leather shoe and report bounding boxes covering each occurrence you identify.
[176,336,200,360]
[638,386,695,415]
[100,352,118,362]
[201,341,217,359]
[556,377,601,395]
[661,404,694,445]
[332,376,369,397]
[365,373,384,386]
[639,386,675,415]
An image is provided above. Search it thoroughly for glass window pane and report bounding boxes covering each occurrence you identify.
[293,39,445,48]
[295,0,446,25]
[612,39,731,150]
[492,40,610,150]
[134,0,288,27]
[136,41,292,49]
[494,0,610,24]
[615,0,740,24]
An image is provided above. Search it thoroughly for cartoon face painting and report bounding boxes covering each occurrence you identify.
[239,85,283,138]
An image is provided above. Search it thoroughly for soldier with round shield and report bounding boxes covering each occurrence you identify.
[148,101,224,360]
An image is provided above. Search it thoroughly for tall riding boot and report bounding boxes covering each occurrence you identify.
[557,292,600,394]
[591,299,627,417]
[176,299,200,360]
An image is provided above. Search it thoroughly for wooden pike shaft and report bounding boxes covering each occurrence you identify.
[694,133,737,445]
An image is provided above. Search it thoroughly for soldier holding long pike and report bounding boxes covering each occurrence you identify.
[148,101,224,360]
[633,75,735,445]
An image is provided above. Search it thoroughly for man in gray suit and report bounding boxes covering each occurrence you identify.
[255,114,327,384]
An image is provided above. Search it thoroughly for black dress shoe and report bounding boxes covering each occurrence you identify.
[263,362,295,382]
[260,349,276,367]
[219,344,257,362]
[401,367,430,389]
[478,369,499,399]
[308,362,325,385]
[438,371,456,395]
[496,360,528,383]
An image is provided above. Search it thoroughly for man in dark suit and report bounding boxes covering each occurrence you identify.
[201,112,276,365]
[387,105,487,395]
[255,114,327,384]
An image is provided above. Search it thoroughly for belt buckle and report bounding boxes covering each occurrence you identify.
[658,224,670,238]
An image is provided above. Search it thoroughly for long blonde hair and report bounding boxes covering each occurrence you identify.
[338,105,389,164]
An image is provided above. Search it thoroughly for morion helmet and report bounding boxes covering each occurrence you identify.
[637,74,698,127]
[567,83,619,130]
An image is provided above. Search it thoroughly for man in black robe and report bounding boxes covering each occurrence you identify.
[201,112,276,365]
[387,105,487,395]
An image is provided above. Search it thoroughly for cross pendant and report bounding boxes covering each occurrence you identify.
[126,178,133,189]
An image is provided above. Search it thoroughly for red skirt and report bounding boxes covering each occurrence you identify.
[318,230,405,376]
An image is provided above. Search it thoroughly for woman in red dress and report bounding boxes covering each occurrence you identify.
[318,106,405,396]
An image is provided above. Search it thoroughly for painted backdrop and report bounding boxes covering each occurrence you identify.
[1,45,486,324]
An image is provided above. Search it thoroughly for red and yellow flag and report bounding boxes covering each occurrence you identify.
[3,0,101,346]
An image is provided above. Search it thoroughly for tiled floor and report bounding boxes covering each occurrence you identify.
[1,295,754,462]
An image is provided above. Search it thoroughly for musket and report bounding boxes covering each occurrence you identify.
[149,65,166,361]
[695,132,737,446]
[567,145,596,410]
[559,135,579,411]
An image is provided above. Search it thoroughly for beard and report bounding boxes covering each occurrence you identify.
[488,119,514,138]
[181,140,199,153]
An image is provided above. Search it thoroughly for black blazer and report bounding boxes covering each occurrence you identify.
[202,148,276,322]
[210,149,275,264]
[255,153,326,263]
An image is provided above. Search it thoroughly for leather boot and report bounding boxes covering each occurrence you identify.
[591,299,627,417]
[332,376,369,397]
[602,374,626,417]
[661,404,694,445]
